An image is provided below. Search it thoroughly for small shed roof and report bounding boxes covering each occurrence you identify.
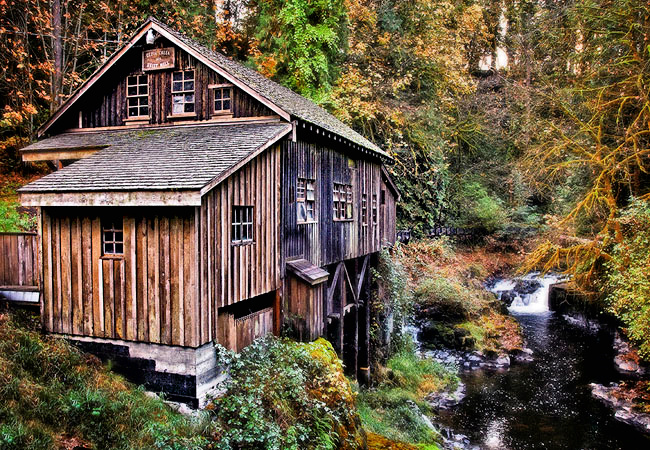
[20,122,290,197]
[286,259,330,285]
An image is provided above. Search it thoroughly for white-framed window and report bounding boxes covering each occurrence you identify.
[361,193,368,226]
[171,70,195,114]
[333,183,353,221]
[297,178,316,223]
[213,86,232,114]
[127,74,149,118]
[102,219,124,255]
[372,194,378,224]
[232,206,254,245]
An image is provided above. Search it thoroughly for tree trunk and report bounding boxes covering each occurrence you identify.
[51,0,63,109]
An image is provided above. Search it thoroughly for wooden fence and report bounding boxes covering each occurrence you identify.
[0,232,40,289]
[397,227,477,243]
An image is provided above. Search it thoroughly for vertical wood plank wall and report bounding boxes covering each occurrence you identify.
[0,232,39,288]
[285,276,325,341]
[41,207,199,347]
[66,40,273,131]
[281,140,393,268]
[199,145,281,345]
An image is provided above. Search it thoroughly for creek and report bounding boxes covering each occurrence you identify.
[429,274,650,449]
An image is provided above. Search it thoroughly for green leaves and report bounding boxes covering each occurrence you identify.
[247,0,348,99]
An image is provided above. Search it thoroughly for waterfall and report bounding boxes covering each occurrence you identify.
[490,273,564,314]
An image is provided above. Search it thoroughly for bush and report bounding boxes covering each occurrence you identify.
[605,199,650,361]
[413,275,478,321]
[209,337,365,450]
[452,180,507,233]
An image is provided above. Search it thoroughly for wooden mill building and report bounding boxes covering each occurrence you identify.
[19,17,397,406]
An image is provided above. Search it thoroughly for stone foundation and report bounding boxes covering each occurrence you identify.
[64,335,224,408]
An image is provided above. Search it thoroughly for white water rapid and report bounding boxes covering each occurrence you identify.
[490,273,565,314]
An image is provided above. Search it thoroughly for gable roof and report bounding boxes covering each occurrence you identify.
[37,17,389,161]
[20,122,291,206]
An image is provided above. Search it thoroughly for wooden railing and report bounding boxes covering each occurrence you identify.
[396,227,477,243]
[0,232,40,289]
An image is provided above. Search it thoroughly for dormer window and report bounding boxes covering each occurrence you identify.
[171,70,195,115]
[127,75,149,118]
[211,84,233,115]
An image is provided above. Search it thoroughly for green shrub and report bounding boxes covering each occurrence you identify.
[452,180,507,233]
[413,275,478,320]
[210,337,364,450]
[605,199,650,361]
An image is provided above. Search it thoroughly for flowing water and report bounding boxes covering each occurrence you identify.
[433,274,650,449]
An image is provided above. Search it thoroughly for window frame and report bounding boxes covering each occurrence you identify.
[372,194,378,225]
[211,84,233,115]
[297,177,317,224]
[102,218,124,256]
[232,205,254,246]
[171,69,196,116]
[126,74,149,119]
[333,183,353,221]
[361,193,368,226]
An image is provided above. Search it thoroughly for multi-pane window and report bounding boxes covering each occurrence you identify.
[213,86,232,114]
[171,70,195,114]
[297,178,316,223]
[127,75,149,118]
[333,183,353,220]
[361,193,368,226]
[102,219,124,255]
[372,194,378,224]
[232,206,254,245]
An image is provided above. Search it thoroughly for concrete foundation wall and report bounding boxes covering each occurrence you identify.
[63,334,224,408]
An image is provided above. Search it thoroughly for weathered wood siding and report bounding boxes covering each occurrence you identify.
[198,145,281,345]
[41,207,200,347]
[0,232,39,288]
[281,140,390,268]
[217,307,274,352]
[285,276,325,341]
[54,39,273,132]
[380,176,397,247]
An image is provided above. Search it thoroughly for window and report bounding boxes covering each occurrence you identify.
[171,70,195,114]
[127,74,149,118]
[213,86,232,114]
[102,219,124,255]
[361,193,368,226]
[232,206,254,245]
[333,183,353,221]
[381,189,386,205]
[297,178,316,223]
[372,194,378,224]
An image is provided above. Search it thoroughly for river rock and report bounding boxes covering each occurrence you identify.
[510,347,534,363]
[590,383,650,434]
[613,332,647,376]
[514,279,542,295]
[427,381,466,410]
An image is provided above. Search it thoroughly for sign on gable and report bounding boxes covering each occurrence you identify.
[143,48,175,71]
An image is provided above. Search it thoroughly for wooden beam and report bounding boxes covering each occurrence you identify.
[20,190,202,207]
[21,148,103,162]
[355,255,369,301]
[326,262,344,308]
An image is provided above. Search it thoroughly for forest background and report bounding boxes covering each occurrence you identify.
[1,0,649,356]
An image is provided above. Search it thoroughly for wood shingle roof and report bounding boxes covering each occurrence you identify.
[20,122,290,193]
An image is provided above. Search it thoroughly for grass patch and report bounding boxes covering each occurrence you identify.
[357,351,457,448]
[0,311,209,450]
